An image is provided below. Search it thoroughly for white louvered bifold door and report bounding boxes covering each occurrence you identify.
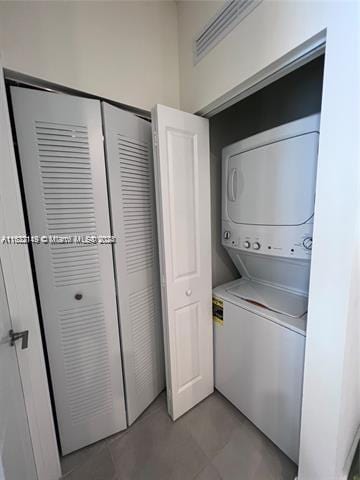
[10,87,127,454]
[102,103,164,425]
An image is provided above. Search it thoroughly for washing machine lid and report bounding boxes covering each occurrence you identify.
[226,280,308,318]
[226,132,319,226]
[227,249,311,295]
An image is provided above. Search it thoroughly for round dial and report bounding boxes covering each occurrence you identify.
[243,241,250,249]
[224,231,231,240]
[253,242,261,250]
[303,237,313,250]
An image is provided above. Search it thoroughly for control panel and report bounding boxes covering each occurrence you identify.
[222,221,313,260]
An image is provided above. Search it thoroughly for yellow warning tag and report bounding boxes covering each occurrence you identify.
[213,297,224,325]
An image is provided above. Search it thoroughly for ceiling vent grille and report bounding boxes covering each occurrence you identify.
[194,0,262,64]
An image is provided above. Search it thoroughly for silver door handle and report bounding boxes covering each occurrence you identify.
[227,168,238,202]
[9,329,29,350]
[185,289,192,296]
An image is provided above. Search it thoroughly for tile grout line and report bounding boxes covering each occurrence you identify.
[177,403,235,480]
[193,462,224,480]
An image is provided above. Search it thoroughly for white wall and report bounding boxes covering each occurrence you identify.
[0,1,179,111]
[177,0,221,112]
[336,243,360,475]
[177,1,360,479]
[298,7,359,478]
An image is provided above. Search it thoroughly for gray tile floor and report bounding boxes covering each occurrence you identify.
[61,391,297,480]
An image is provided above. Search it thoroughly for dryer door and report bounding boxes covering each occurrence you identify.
[227,133,319,226]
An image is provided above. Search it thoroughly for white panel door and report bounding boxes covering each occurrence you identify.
[152,104,213,420]
[0,261,37,480]
[102,103,164,425]
[11,87,127,454]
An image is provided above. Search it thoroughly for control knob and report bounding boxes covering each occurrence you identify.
[224,231,231,240]
[303,237,313,250]
[243,241,250,249]
[253,242,261,250]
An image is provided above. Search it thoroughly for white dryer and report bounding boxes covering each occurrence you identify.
[214,114,320,463]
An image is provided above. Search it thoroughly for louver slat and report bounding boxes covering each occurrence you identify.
[194,0,263,64]
[118,134,155,275]
[36,122,103,286]
[59,304,113,424]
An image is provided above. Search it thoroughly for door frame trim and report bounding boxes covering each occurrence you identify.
[0,62,61,480]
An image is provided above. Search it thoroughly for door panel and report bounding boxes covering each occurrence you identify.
[0,261,37,480]
[11,87,127,454]
[152,104,213,420]
[167,129,199,279]
[102,103,164,425]
[174,302,201,390]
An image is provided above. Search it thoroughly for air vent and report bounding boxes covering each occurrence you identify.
[194,0,262,64]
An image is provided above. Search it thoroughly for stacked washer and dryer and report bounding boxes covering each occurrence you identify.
[213,114,320,463]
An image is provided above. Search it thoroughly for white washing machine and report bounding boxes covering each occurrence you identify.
[213,279,306,463]
[215,114,320,464]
